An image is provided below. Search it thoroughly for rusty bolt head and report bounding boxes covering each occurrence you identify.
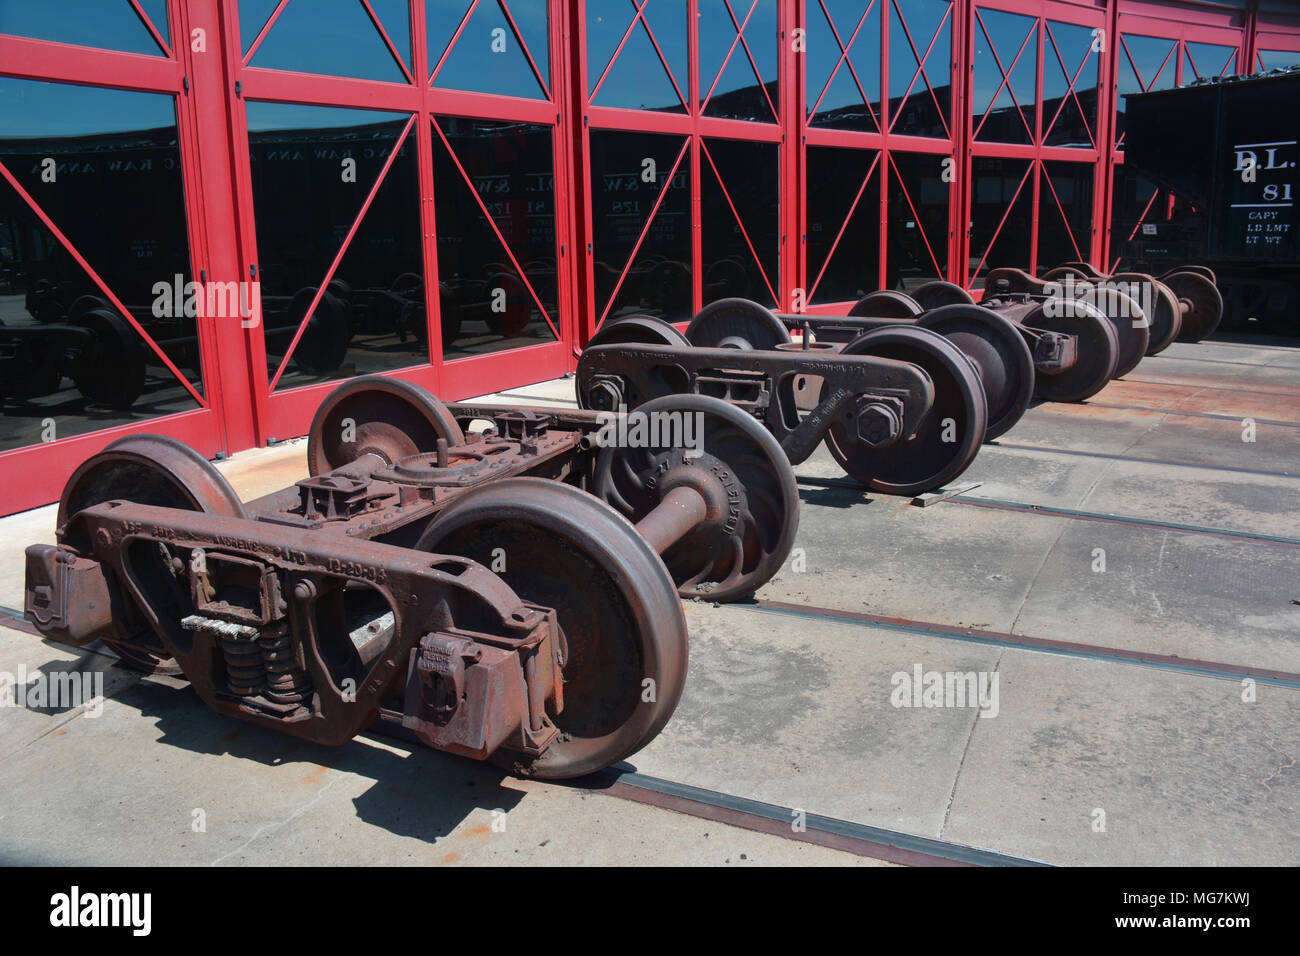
[587,379,623,411]
[855,401,903,447]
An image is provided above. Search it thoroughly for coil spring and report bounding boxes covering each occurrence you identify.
[221,633,265,697]
[260,627,313,706]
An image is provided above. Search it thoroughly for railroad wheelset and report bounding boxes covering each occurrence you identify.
[28,376,803,780]
[1036,261,1225,347]
[577,302,991,495]
[982,267,1150,378]
[682,296,1030,443]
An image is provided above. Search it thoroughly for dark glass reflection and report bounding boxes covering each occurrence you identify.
[969,156,1033,279]
[246,102,425,390]
[700,0,778,123]
[1115,34,1177,145]
[806,146,880,304]
[249,0,411,83]
[0,78,199,453]
[887,151,950,289]
[431,117,559,360]
[973,7,1037,145]
[701,139,779,307]
[0,0,167,56]
[1037,161,1094,269]
[889,0,953,138]
[587,0,688,112]
[589,130,691,324]
[1109,164,1164,267]
[807,0,881,132]
[1042,20,1098,149]
[429,0,549,99]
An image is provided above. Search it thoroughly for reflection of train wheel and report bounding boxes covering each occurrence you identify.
[68,294,112,321]
[485,273,532,338]
[25,279,63,323]
[651,260,690,312]
[327,278,353,303]
[70,309,146,409]
[704,257,748,298]
[289,288,351,374]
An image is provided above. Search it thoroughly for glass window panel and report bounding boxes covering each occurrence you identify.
[138,0,171,46]
[889,0,953,139]
[430,0,549,100]
[807,0,881,132]
[1043,20,1097,149]
[1038,161,1094,268]
[969,156,1033,279]
[973,7,1037,145]
[1109,164,1164,268]
[432,117,559,360]
[1183,42,1238,83]
[0,0,166,56]
[1115,34,1177,146]
[250,0,409,83]
[806,146,881,304]
[587,0,687,113]
[245,102,425,389]
[240,0,281,54]
[700,0,778,123]
[701,138,779,308]
[1259,49,1300,71]
[0,78,200,451]
[887,151,950,289]
[588,130,691,324]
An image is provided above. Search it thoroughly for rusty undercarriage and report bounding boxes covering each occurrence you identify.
[23,376,800,779]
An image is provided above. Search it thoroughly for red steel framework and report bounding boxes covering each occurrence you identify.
[0,0,1280,516]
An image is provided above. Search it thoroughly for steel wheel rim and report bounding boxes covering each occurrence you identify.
[1028,300,1119,403]
[685,298,791,351]
[307,375,464,476]
[592,394,799,603]
[824,327,987,495]
[416,478,687,779]
[917,304,1035,441]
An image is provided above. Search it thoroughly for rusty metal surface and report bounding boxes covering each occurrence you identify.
[22,382,799,780]
[576,342,935,466]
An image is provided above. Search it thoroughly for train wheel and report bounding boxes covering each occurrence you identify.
[577,315,691,411]
[824,326,987,496]
[1077,286,1150,379]
[686,298,791,350]
[917,304,1035,441]
[591,394,799,603]
[1111,273,1181,356]
[910,281,976,311]
[1165,270,1224,343]
[848,290,923,318]
[416,478,688,780]
[1026,299,1118,403]
[69,309,146,410]
[58,435,248,676]
[588,314,690,349]
[307,375,464,475]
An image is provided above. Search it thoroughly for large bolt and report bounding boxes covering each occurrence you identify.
[587,379,623,411]
[854,400,903,447]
